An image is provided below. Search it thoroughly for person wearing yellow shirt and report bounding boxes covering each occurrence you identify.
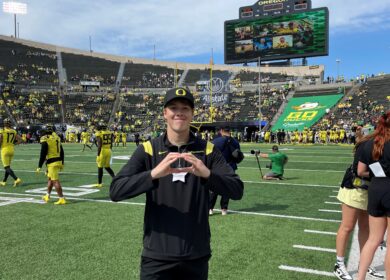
[114,130,120,147]
[0,119,22,187]
[320,130,327,144]
[94,124,115,188]
[81,129,92,152]
[340,129,346,143]
[38,125,66,205]
[302,130,308,144]
[264,130,271,143]
[274,36,290,49]
[121,131,127,147]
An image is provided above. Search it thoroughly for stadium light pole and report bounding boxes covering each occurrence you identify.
[2,2,27,38]
[336,59,341,82]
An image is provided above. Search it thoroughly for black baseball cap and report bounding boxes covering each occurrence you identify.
[164,88,194,108]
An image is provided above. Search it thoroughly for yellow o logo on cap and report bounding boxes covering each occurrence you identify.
[175,89,186,96]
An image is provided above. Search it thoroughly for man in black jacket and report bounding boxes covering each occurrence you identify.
[209,126,241,215]
[110,87,244,280]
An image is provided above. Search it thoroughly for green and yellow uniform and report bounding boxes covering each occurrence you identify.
[121,132,127,146]
[264,131,271,143]
[96,129,113,168]
[81,131,91,145]
[39,133,64,181]
[1,128,17,167]
[114,131,120,145]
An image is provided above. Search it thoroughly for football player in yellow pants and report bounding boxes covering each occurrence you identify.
[94,124,115,187]
[37,125,66,205]
[0,119,22,187]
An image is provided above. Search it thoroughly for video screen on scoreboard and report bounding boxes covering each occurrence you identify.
[224,8,328,64]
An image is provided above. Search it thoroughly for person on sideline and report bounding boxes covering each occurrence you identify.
[357,111,390,280]
[259,145,288,180]
[110,87,244,280]
[209,126,241,216]
[333,133,383,280]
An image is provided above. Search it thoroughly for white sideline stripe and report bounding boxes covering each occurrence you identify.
[325,201,341,205]
[14,159,347,173]
[304,229,336,236]
[0,196,44,206]
[293,245,336,253]
[319,209,342,213]
[2,169,341,189]
[279,265,336,277]
[244,180,339,188]
[0,192,146,206]
[0,192,341,223]
[242,167,344,173]
[225,209,340,223]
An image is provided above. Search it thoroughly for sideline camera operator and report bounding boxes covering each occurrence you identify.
[259,145,288,180]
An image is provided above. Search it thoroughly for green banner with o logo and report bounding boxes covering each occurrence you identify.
[272,94,343,132]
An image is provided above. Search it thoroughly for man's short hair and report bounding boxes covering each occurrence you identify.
[272,145,279,151]
[164,88,194,108]
[221,126,231,132]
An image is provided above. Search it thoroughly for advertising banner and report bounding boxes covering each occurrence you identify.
[271,94,342,131]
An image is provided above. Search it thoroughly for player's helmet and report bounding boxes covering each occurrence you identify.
[98,122,107,130]
[41,124,54,135]
[3,119,11,128]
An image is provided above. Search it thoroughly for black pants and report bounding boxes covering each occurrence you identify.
[209,191,229,210]
[140,255,209,280]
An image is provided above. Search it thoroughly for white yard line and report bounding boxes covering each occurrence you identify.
[1,169,341,188]
[304,229,336,236]
[319,209,342,213]
[293,245,336,253]
[243,180,339,188]
[279,265,336,277]
[0,192,341,223]
[325,201,341,205]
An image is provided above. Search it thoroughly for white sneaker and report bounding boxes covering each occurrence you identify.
[333,262,352,280]
[367,267,384,279]
[221,209,228,216]
[209,209,213,215]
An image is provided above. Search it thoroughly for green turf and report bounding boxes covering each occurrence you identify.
[0,143,353,279]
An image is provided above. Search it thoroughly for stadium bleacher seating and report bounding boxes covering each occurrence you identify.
[62,53,119,86]
[0,39,57,86]
[64,93,115,126]
[3,36,362,135]
[121,63,182,88]
[1,87,61,124]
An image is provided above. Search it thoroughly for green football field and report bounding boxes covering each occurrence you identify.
[0,142,353,280]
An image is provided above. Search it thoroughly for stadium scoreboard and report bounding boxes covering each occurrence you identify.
[239,0,312,19]
[224,0,328,64]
